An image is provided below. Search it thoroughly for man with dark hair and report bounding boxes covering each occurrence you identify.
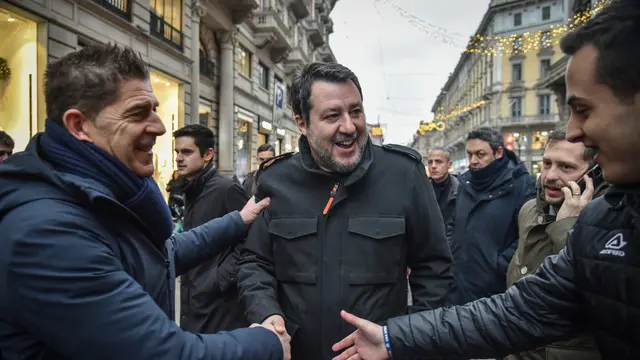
[427,146,459,226]
[237,62,453,360]
[331,1,640,359]
[243,143,276,195]
[504,125,605,360]
[445,126,536,305]
[0,43,287,360]
[0,131,14,162]
[173,124,252,334]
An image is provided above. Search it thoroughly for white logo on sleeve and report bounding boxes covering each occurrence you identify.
[599,233,627,257]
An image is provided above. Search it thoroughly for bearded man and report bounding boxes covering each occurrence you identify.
[236,62,454,360]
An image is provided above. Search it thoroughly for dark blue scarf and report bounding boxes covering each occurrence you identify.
[469,154,509,192]
[40,119,174,247]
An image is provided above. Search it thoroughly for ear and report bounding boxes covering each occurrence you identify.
[62,109,93,143]
[495,146,504,159]
[295,114,307,136]
[204,148,214,162]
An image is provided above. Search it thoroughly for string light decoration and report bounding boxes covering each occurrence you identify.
[377,0,610,56]
[465,0,610,55]
[418,121,446,134]
[434,100,486,122]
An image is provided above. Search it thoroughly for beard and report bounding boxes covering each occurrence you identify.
[307,128,368,174]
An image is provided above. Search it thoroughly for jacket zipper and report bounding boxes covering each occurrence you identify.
[323,182,340,215]
[319,181,339,358]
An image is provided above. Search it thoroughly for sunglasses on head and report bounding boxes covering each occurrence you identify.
[0,150,12,157]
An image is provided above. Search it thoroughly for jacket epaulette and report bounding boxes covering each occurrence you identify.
[258,152,295,171]
[382,144,422,163]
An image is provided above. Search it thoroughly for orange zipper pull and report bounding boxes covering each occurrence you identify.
[322,182,340,215]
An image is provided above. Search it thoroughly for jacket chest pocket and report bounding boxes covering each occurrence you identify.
[346,217,406,285]
[269,217,318,284]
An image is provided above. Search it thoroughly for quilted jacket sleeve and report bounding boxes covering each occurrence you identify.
[386,229,586,360]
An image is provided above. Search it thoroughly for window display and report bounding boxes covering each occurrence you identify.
[531,130,549,150]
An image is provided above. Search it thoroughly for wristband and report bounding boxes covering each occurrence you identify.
[382,325,393,358]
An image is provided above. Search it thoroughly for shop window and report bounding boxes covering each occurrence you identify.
[150,71,181,198]
[236,117,252,175]
[542,6,551,21]
[531,131,550,150]
[237,44,252,78]
[0,9,40,153]
[198,105,210,127]
[258,62,269,89]
[93,0,131,20]
[504,132,527,155]
[511,97,523,117]
[149,0,183,50]
[538,94,551,115]
[511,63,522,82]
[514,12,522,26]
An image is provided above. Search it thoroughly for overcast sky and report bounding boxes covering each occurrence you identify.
[329,0,490,145]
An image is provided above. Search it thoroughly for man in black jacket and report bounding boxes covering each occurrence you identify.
[174,124,250,333]
[330,1,640,359]
[237,62,454,360]
[445,127,536,305]
[427,147,459,226]
[242,143,276,196]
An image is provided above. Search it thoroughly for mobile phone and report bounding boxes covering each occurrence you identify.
[576,164,604,193]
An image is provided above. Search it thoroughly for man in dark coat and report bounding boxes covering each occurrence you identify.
[427,146,459,226]
[0,43,287,360]
[242,143,276,196]
[331,2,640,359]
[445,126,536,305]
[174,124,251,333]
[237,62,453,360]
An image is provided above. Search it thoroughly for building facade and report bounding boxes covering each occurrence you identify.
[0,0,338,195]
[419,0,572,178]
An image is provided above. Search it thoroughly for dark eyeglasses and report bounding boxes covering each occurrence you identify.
[0,150,12,157]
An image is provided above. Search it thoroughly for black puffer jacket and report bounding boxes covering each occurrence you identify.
[385,185,640,359]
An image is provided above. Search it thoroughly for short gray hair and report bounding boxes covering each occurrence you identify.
[428,146,451,160]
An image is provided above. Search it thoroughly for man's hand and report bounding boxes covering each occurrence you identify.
[239,196,271,225]
[557,175,594,221]
[261,315,287,334]
[250,323,291,360]
[332,311,388,360]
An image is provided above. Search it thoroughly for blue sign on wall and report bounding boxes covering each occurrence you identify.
[275,83,284,109]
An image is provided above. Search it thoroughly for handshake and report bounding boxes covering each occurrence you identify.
[250,312,391,360]
[250,315,292,360]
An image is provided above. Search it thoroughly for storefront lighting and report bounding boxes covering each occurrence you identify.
[7,17,15,22]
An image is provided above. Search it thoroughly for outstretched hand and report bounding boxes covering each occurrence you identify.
[239,196,271,225]
[332,311,389,360]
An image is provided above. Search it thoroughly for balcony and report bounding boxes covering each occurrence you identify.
[249,8,293,63]
[498,113,560,127]
[316,44,336,63]
[305,19,325,47]
[150,11,183,51]
[285,47,310,75]
[92,0,131,20]
[288,0,310,20]
[217,0,259,24]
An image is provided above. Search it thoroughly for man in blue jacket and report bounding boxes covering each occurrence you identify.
[0,43,288,360]
[445,126,536,305]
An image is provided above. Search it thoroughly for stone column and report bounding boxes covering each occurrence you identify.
[190,0,206,125]
[216,30,237,176]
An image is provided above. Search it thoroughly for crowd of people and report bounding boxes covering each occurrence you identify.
[0,0,639,359]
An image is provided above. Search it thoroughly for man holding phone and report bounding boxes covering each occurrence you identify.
[504,125,606,360]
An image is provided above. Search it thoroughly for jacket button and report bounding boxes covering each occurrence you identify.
[520,266,528,275]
